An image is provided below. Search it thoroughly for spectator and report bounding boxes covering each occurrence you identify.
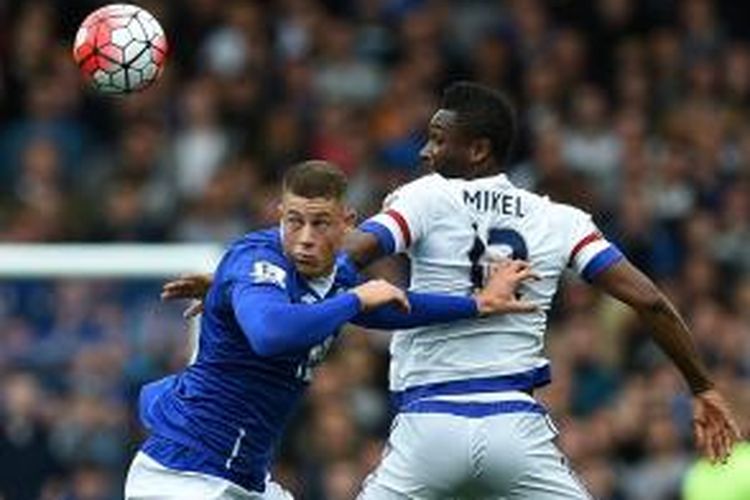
[0,371,60,500]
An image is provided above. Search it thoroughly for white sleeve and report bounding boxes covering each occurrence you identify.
[365,179,432,253]
[564,207,624,281]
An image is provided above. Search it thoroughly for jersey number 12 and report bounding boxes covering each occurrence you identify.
[468,225,528,289]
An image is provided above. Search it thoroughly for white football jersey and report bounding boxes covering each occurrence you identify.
[367,172,622,395]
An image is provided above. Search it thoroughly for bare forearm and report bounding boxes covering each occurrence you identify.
[342,229,383,269]
[636,296,713,394]
[594,261,713,395]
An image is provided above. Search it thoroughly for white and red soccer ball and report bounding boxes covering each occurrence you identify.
[73,4,167,95]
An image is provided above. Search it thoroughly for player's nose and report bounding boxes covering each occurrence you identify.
[419,142,431,160]
[419,146,432,168]
[297,223,315,246]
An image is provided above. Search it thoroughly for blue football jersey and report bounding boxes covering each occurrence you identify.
[138,227,360,492]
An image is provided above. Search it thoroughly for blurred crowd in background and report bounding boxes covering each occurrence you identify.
[1,0,750,499]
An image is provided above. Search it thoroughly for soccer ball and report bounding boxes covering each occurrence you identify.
[73,4,167,95]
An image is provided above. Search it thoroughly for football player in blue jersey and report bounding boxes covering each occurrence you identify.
[164,83,741,499]
[125,160,539,499]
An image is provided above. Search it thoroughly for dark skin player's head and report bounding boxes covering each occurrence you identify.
[420,82,516,179]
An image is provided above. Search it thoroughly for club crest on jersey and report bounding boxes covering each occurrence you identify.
[251,261,287,289]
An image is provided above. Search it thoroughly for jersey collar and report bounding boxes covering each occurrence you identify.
[303,267,337,300]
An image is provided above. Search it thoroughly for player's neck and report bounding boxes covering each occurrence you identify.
[468,161,503,179]
[303,266,337,298]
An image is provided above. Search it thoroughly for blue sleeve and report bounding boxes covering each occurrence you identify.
[358,220,396,256]
[351,292,478,330]
[231,283,362,357]
[224,245,361,357]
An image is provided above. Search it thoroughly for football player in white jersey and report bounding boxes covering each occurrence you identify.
[163,83,740,498]
[345,82,741,498]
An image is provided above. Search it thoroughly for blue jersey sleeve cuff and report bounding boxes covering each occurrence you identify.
[581,246,624,282]
[358,220,396,255]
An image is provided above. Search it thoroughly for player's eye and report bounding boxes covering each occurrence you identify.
[313,219,331,230]
[286,216,303,229]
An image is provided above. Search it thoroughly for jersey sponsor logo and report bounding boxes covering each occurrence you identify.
[463,190,524,217]
[251,261,287,289]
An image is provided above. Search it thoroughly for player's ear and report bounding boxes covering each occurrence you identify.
[344,206,357,229]
[469,138,492,165]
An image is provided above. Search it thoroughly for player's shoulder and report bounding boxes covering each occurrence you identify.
[512,184,590,222]
[545,199,591,224]
[398,172,443,190]
[227,227,285,257]
[219,227,291,280]
[382,174,456,219]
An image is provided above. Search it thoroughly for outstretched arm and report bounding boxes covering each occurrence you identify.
[593,259,741,462]
[233,279,412,357]
[352,260,539,329]
[593,259,711,393]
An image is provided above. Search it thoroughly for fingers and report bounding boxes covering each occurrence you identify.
[391,288,411,313]
[716,413,738,462]
[161,274,209,301]
[693,419,707,459]
[711,422,724,463]
[488,259,524,273]
[161,279,194,297]
[161,285,191,301]
[727,411,743,441]
[488,260,541,283]
[694,411,740,464]
[183,301,204,319]
[716,410,742,463]
[695,414,724,464]
[515,267,542,282]
[505,299,540,313]
[704,420,721,464]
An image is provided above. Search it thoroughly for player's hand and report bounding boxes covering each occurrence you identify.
[352,279,411,313]
[692,389,742,464]
[160,273,214,318]
[474,260,540,315]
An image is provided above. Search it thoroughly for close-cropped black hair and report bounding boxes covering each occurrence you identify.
[440,81,516,164]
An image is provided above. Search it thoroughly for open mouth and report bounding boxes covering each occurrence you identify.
[295,255,317,266]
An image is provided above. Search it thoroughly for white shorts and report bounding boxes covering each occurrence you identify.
[358,407,591,499]
[124,451,294,500]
